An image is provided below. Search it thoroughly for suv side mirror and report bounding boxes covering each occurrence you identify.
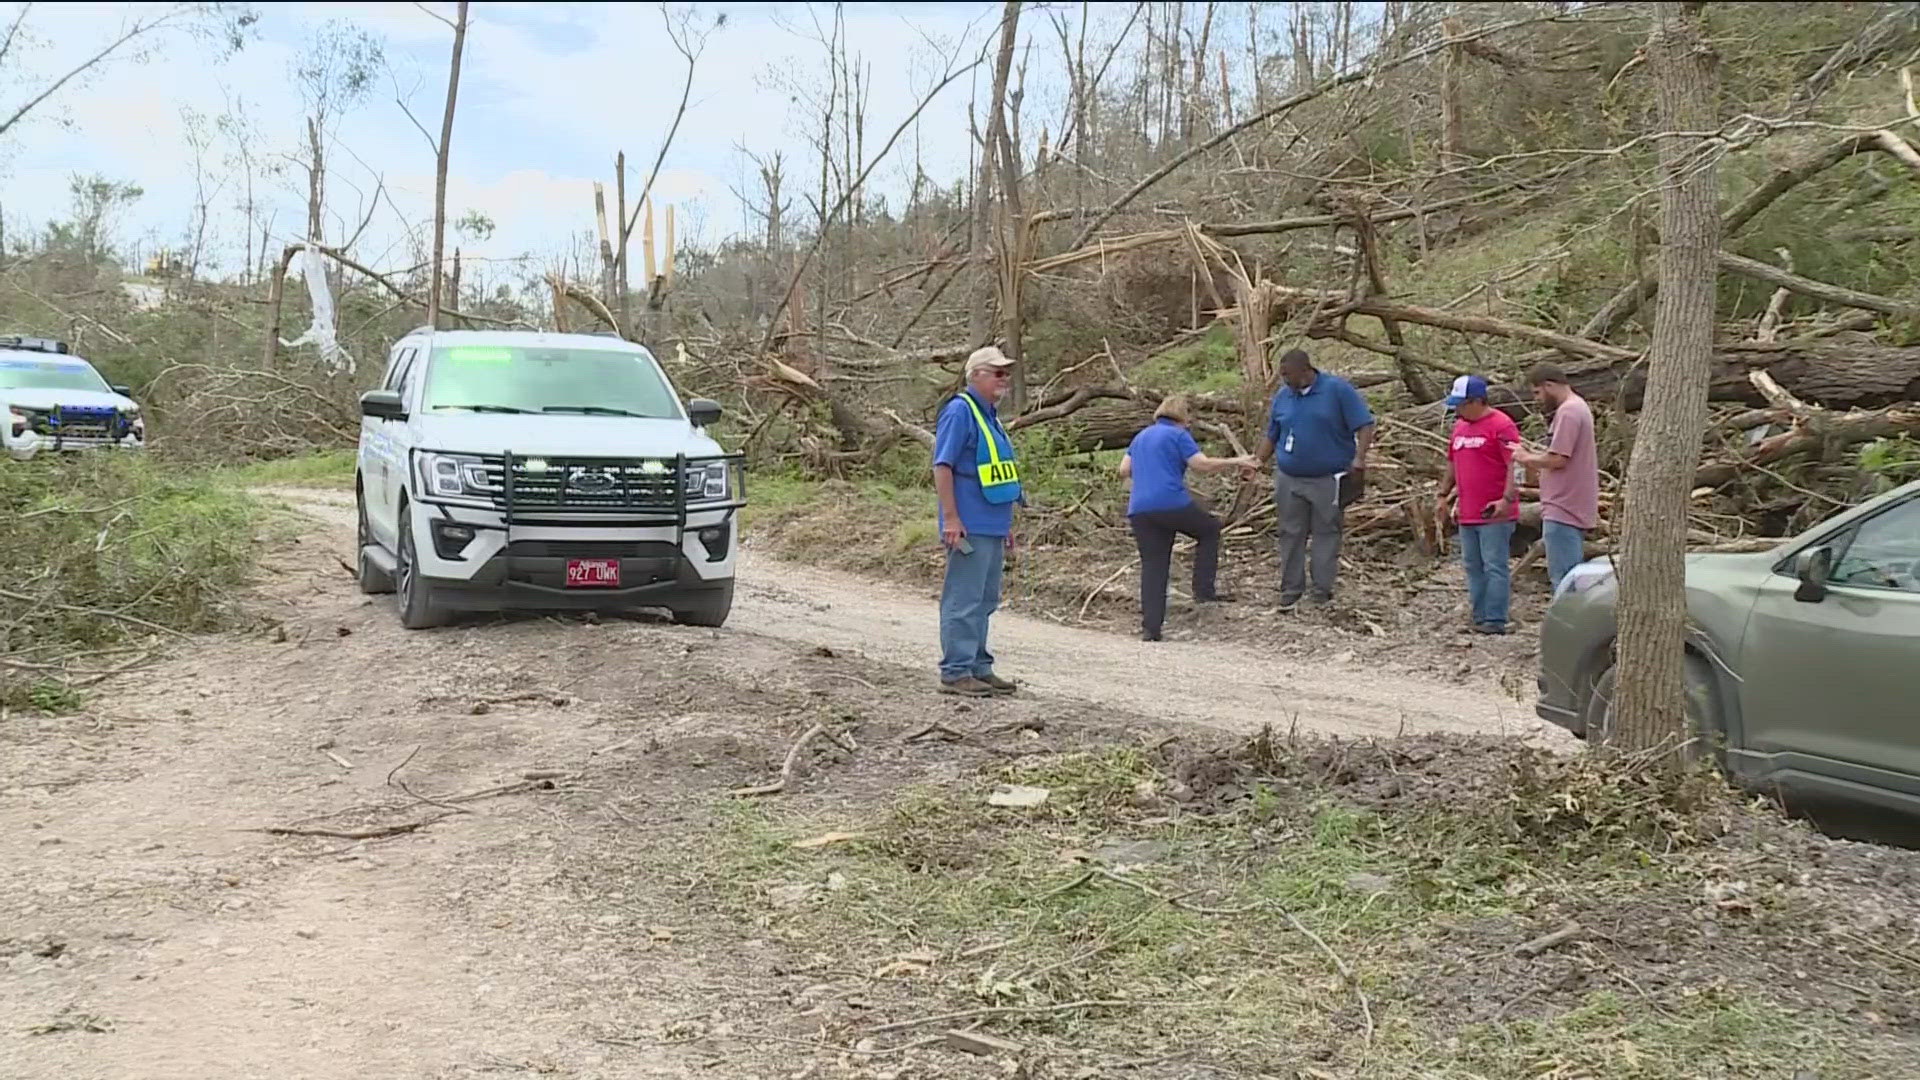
[110,384,133,397]
[687,398,723,428]
[360,389,408,421]
[1794,545,1833,603]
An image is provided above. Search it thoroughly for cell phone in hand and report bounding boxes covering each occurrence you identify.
[956,535,974,555]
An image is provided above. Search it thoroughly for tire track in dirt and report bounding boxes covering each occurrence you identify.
[274,486,1561,743]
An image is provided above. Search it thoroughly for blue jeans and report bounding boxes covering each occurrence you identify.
[1542,519,1588,593]
[1460,521,1515,629]
[939,535,1005,681]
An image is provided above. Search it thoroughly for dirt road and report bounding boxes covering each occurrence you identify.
[295,487,1549,742]
[0,489,1557,1079]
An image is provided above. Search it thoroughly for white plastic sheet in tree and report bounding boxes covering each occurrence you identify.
[279,245,355,375]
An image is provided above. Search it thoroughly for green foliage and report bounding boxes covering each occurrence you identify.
[1859,436,1920,488]
[19,681,86,715]
[224,449,357,488]
[0,455,262,706]
[1134,324,1240,395]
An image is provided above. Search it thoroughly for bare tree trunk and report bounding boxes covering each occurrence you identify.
[967,0,1022,348]
[305,117,325,243]
[1247,1,1263,114]
[262,243,301,368]
[1186,0,1216,140]
[1439,14,1466,162]
[449,247,463,328]
[996,64,1030,411]
[1291,2,1314,91]
[759,151,785,322]
[1613,1,1719,753]
[426,1,470,331]
[615,150,630,329]
[593,182,617,317]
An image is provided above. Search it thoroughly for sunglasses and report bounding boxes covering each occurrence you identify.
[985,368,1013,378]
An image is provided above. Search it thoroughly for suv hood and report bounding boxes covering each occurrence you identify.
[412,413,723,459]
[3,387,135,411]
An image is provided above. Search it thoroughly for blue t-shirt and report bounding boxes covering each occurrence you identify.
[1266,372,1375,478]
[1125,418,1202,516]
[932,389,1016,537]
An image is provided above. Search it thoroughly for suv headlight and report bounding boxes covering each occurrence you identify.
[686,459,738,502]
[417,451,489,500]
[7,408,25,439]
[1556,558,1616,599]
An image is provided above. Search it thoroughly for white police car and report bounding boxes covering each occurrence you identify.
[1,336,145,462]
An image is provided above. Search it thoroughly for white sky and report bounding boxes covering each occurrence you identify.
[0,1,1034,282]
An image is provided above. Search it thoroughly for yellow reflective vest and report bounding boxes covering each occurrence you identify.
[958,391,1021,504]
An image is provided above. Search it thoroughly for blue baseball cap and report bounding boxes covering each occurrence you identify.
[1445,374,1489,407]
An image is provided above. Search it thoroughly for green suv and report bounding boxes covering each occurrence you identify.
[1536,479,1920,815]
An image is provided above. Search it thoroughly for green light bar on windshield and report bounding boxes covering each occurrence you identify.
[443,347,514,363]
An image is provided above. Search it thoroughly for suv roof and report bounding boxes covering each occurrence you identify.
[400,327,647,351]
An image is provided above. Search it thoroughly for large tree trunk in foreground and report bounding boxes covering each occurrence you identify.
[1614,2,1719,754]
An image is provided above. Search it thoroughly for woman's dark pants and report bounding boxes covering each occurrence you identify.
[1129,505,1223,637]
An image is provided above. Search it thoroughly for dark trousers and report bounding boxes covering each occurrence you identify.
[1130,504,1223,636]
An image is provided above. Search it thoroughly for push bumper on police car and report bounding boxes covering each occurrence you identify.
[6,404,144,461]
[402,449,744,613]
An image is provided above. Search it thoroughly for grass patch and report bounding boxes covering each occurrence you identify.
[1,454,262,710]
[688,734,1918,1076]
[224,449,357,488]
[1135,323,1240,395]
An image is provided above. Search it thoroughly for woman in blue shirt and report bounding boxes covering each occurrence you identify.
[1119,396,1257,641]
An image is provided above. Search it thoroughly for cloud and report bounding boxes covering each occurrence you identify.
[0,1,1028,278]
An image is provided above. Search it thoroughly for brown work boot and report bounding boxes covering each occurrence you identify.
[938,676,995,697]
[977,673,1018,696]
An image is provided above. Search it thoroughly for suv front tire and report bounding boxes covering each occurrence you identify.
[394,501,447,629]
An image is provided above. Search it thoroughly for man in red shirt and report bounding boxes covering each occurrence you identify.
[1435,375,1522,635]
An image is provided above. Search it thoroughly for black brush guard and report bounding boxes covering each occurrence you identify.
[443,451,746,589]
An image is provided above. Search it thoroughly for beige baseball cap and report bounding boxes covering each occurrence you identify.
[964,345,1016,376]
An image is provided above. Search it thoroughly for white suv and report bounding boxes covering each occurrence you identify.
[354,328,744,629]
[2,337,145,461]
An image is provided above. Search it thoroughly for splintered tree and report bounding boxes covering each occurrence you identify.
[1612,1,1721,753]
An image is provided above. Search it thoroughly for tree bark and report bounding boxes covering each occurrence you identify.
[1613,2,1718,754]
[1715,249,1920,318]
[1351,210,1438,402]
[261,243,302,369]
[1439,15,1466,161]
[967,0,1022,349]
[995,61,1030,411]
[426,1,469,331]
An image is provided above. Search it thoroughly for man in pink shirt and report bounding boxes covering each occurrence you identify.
[1516,363,1600,592]
[1435,375,1522,634]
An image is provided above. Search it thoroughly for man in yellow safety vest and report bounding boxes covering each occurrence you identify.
[932,346,1023,696]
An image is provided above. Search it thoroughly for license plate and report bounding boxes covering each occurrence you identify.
[565,559,621,588]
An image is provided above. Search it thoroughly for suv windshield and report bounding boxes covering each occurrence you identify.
[0,357,111,393]
[420,345,681,419]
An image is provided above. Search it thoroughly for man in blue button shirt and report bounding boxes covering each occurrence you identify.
[1256,348,1376,609]
[931,346,1022,697]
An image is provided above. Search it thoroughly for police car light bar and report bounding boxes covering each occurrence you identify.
[0,335,70,354]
